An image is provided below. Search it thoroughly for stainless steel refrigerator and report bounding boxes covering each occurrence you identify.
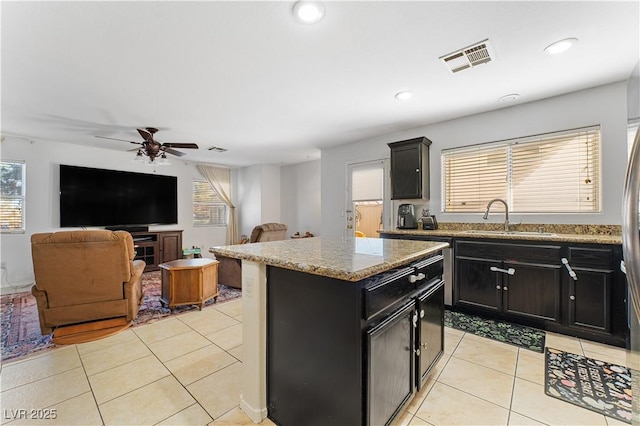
[623,127,640,425]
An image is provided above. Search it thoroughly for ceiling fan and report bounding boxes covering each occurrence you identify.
[95,127,199,164]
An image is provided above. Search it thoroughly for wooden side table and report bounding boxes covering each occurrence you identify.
[158,258,219,310]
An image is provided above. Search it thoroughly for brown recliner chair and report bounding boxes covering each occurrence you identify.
[30,230,145,343]
[217,223,288,289]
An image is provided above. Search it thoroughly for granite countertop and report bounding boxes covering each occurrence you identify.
[379,228,622,245]
[210,236,449,282]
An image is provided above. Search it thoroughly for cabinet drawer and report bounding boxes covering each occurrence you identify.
[363,268,415,321]
[412,255,444,285]
[456,241,561,263]
[566,247,614,270]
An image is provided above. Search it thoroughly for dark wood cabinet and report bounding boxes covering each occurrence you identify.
[380,233,628,347]
[453,239,626,347]
[131,230,183,271]
[267,253,444,426]
[454,240,563,323]
[562,246,618,335]
[388,137,431,200]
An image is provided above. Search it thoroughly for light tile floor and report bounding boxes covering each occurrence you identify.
[0,298,630,425]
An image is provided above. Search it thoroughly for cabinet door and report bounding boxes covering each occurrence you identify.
[566,268,613,333]
[159,232,182,264]
[417,281,444,389]
[367,301,415,426]
[563,246,615,334]
[503,262,562,322]
[455,256,501,312]
[391,143,422,199]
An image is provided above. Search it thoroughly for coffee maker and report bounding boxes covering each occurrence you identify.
[397,204,418,229]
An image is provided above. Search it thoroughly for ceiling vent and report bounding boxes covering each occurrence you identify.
[440,39,493,73]
[208,146,227,152]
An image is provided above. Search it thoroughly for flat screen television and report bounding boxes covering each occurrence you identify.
[60,164,178,228]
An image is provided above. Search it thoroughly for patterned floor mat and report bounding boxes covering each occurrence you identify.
[545,347,632,423]
[444,309,545,352]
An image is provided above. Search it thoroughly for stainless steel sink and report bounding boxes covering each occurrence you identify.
[462,230,557,237]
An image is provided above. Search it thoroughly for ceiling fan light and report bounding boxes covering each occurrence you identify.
[133,150,146,163]
[155,153,170,166]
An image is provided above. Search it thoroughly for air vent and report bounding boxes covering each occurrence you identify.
[440,39,492,73]
[208,146,227,152]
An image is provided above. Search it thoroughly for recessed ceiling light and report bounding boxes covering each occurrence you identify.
[499,93,520,102]
[293,1,325,24]
[543,38,578,55]
[395,91,413,101]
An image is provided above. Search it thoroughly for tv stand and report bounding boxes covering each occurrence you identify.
[130,230,183,272]
[107,225,149,233]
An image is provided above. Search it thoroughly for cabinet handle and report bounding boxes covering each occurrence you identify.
[561,258,578,281]
[503,286,508,291]
[412,312,418,327]
[415,348,421,356]
[570,295,576,301]
[415,168,420,172]
[490,266,515,275]
[496,285,502,290]
[420,309,425,318]
[408,273,426,283]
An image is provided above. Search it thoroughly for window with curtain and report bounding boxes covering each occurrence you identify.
[193,180,227,226]
[442,126,601,213]
[0,160,26,233]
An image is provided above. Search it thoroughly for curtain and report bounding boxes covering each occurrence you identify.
[196,165,238,245]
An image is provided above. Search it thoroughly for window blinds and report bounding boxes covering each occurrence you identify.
[442,126,600,213]
[193,180,227,226]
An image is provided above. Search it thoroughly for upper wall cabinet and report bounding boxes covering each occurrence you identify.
[388,137,432,200]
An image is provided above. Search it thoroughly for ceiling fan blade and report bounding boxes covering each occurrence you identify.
[164,147,186,157]
[137,128,153,141]
[163,143,199,149]
[95,135,140,144]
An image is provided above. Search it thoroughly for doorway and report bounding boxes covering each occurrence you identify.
[347,159,390,238]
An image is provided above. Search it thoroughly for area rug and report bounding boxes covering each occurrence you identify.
[444,309,545,352]
[545,347,632,423]
[1,271,241,362]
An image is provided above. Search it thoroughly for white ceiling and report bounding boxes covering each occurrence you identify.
[2,1,639,167]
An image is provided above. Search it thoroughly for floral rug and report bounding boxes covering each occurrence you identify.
[545,347,632,423]
[1,271,241,362]
[444,309,545,352]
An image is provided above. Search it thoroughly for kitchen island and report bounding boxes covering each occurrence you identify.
[210,236,448,425]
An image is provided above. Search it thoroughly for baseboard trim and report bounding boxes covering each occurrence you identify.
[240,394,268,424]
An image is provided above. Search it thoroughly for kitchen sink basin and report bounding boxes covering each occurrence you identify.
[462,230,557,237]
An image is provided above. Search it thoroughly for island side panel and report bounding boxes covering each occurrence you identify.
[267,267,364,426]
[239,260,268,423]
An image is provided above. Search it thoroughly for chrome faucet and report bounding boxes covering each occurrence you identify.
[483,198,510,232]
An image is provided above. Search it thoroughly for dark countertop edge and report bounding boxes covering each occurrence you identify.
[378,229,622,245]
[209,242,449,282]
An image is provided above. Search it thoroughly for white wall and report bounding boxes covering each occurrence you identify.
[0,138,227,292]
[321,81,630,237]
[628,62,640,120]
[235,164,282,238]
[281,160,321,237]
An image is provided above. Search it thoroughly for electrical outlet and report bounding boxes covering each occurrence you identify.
[0,262,6,269]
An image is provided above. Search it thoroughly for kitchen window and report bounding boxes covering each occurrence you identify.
[193,180,227,226]
[441,126,601,213]
[0,160,26,233]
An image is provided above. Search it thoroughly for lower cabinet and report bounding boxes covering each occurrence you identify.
[267,253,444,426]
[455,241,562,323]
[453,239,627,347]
